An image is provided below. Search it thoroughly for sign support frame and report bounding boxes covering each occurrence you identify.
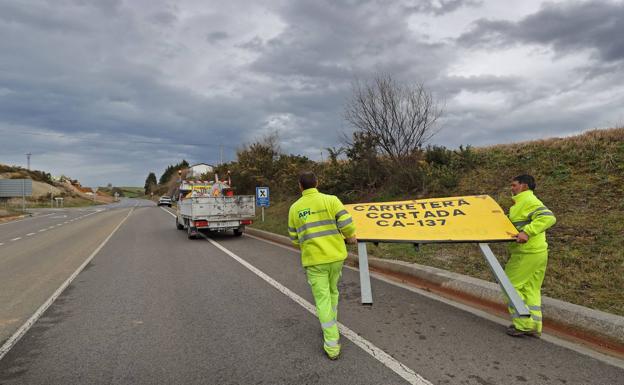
[479,243,530,316]
[356,241,530,317]
[357,242,373,305]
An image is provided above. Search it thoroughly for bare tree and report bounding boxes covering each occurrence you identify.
[344,74,442,166]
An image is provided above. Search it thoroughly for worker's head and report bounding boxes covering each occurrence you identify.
[298,171,318,191]
[511,174,535,195]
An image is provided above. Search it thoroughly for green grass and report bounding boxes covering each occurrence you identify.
[251,128,624,316]
[117,187,145,198]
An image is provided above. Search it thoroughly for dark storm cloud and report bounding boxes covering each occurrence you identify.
[458,1,624,62]
[1,0,622,185]
[249,0,453,81]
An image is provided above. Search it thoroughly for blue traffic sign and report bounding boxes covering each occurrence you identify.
[256,187,270,207]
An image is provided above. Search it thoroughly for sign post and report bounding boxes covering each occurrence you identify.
[256,187,270,222]
[345,195,530,317]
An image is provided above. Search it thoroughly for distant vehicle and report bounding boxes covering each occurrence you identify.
[175,175,255,239]
[158,196,172,207]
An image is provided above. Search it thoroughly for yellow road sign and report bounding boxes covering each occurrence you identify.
[345,195,517,243]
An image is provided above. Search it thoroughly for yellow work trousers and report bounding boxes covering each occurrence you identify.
[505,250,547,332]
[306,260,343,358]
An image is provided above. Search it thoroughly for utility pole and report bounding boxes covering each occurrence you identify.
[26,153,32,170]
[219,145,223,165]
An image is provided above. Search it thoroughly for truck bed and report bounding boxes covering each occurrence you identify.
[178,195,255,220]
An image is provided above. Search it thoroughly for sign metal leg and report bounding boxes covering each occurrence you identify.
[478,243,530,317]
[357,242,373,305]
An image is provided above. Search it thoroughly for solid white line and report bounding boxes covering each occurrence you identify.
[244,234,624,370]
[159,207,430,382]
[10,237,21,242]
[0,208,135,362]
[205,236,431,385]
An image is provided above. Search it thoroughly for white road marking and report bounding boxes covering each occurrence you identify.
[0,243,4,246]
[244,233,624,371]
[10,237,21,242]
[26,233,35,236]
[0,213,53,226]
[0,208,135,362]
[39,229,47,232]
[159,207,430,385]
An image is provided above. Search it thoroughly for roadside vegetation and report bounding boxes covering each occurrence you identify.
[146,74,623,316]
[233,127,623,316]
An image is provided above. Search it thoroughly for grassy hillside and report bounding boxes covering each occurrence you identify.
[251,128,624,316]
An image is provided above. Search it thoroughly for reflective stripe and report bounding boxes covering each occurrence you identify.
[297,219,336,233]
[528,206,548,218]
[335,210,348,219]
[534,212,554,217]
[324,339,339,347]
[529,305,542,311]
[321,319,337,329]
[288,227,296,232]
[532,315,542,322]
[512,220,531,227]
[289,234,298,241]
[337,217,353,228]
[300,229,340,242]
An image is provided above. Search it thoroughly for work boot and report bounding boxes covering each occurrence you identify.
[326,351,340,360]
[506,325,541,338]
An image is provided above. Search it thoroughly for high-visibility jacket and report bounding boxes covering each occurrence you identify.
[288,188,356,267]
[508,190,556,254]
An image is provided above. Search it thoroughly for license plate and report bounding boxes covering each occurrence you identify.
[209,221,239,228]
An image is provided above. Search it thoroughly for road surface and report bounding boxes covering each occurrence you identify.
[0,201,622,384]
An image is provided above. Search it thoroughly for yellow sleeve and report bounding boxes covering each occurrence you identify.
[333,196,356,238]
[523,204,556,236]
[287,205,299,246]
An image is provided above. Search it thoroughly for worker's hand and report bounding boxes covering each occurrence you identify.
[345,236,357,244]
[514,231,529,243]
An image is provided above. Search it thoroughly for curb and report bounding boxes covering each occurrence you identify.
[246,227,624,350]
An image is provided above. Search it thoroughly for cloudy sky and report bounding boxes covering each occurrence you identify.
[1,0,622,186]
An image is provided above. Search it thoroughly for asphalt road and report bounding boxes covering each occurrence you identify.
[0,203,622,384]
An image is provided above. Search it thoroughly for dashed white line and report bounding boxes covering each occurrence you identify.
[0,243,4,246]
[10,237,21,241]
[26,233,35,236]
[39,229,47,232]
[0,208,135,361]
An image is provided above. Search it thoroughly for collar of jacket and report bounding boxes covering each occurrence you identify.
[302,188,319,196]
[512,189,534,203]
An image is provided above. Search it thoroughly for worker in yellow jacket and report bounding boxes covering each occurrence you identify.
[288,171,357,360]
[506,174,556,337]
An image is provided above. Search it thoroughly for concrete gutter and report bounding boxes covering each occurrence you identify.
[246,227,624,353]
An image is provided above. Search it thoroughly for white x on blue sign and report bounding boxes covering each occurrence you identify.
[256,187,270,207]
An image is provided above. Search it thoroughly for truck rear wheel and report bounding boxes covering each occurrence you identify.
[187,225,196,239]
[176,217,184,230]
[233,228,243,237]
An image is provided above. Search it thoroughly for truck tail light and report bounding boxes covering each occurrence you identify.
[194,220,208,227]
[241,220,253,225]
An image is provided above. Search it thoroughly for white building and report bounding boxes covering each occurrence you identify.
[189,163,214,178]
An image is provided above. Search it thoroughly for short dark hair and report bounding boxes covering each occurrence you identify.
[513,174,536,190]
[298,171,318,189]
